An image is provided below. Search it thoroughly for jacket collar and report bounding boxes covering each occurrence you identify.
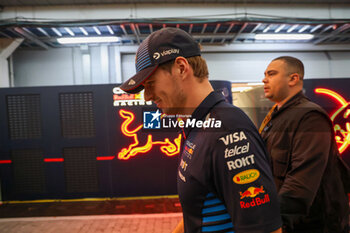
[182,91,226,139]
[273,91,307,117]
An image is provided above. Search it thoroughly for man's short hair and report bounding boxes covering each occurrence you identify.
[273,56,305,80]
[159,56,209,82]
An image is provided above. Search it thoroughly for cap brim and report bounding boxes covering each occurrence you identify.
[119,65,158,94]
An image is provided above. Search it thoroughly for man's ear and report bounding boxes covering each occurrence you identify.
[288,73,300,87]
[174,57,189,78]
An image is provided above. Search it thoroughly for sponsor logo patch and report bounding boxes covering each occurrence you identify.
[153,48,180,60]
[161,48,179,57]
[219,131,247,145]
[183,140,196,159]
[240,194,270,209]
[180,159,188,171]
[240,186,265,199]
[128,79,136,85]
[233,169,260,184]
[225,142,250,158]
[239,186,270,209]
[178,170,186,182]
[186,141,196,150]
[153,52,160,59]
[226,154,255,170]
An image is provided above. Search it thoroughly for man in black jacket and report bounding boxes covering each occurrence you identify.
[260,56,349,233]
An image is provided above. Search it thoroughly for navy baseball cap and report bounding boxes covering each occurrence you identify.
[119,27,201,93]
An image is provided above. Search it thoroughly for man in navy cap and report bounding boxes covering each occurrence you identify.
[120,27,282,233]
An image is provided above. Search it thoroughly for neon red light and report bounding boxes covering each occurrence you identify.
[174,202,181,207]
[0,160,12,164]
[1,157,116,163]
[315,88,347,106]
[44,158,64,162]
[315,88,350,154]
[96,156,116,160]
[118,109,182,160]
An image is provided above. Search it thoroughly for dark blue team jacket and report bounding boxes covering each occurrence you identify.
[177,91,282,233]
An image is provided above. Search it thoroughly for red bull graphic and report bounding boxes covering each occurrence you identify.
[239,186,265,199]
[184,146,194,155]
[113,87,152,106]
[315,88,350,154]
[118,109,182,160]
[239,186,270,209]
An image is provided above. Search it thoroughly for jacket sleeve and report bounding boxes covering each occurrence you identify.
[278,111,332,226]
[211,128,282,233]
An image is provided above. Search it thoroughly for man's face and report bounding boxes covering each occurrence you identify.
[143,66,186,115]
[262,60,291,103]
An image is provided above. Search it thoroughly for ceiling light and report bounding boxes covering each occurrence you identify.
[274,24,285,33]
[52,27,62,37]
[310,24,323,33]
[107,26,114,35]
[64,27,75,36]
[287,24,299,33]
[255,34,314,40]
[38,27,50,37]
[93,26,101,35]
[57,36,120,44]
[263,25,271,33]
[298,25,310,33]
[79,27,89,36]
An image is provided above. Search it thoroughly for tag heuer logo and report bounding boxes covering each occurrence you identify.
[128,79,136,85]
[153,52,160,60]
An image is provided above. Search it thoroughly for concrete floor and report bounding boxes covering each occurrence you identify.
[0,197,183,232]
[0,213,182,233]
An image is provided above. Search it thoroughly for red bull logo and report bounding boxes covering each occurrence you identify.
[117,109,181,160]
[239,186,270,209]
[239,186,265,199]
[184,146,194,155]
[113,88,152,106]
[315,88,350,154]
